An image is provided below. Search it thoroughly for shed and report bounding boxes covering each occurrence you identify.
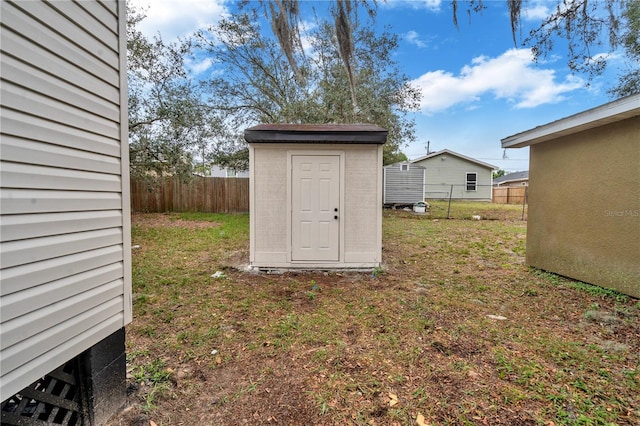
[383,162,426,205]
[501,94,640,298]
[1,0,131,422]
[411,149,497,201]
[245,124,387,269]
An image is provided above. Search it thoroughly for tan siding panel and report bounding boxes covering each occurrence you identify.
[2,82,119,138]
[45,0,119,56]
[1,313,123,398]
[1,263,123,322]
[2,1,119,88]
[2,56,119,122]
[344,149,378,254]
[253,148,288,253]
[1,228,123,269]
[0,246,123,296]
[1,162,121,192]
[1,109,120,157]
[0,297,122,375]
[1,280,122,348]
[76,0,118,32]
[1,211,123,242]
[1,136,121,174]
[0,189,122,215]
[101,0,118,16]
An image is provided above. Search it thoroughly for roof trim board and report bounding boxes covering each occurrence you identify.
[501,94,640,148]
[410,149,498,170]
[244,124,388,144]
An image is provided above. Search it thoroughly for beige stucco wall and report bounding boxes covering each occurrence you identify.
[527,116,640,297]
[249,143,383,269]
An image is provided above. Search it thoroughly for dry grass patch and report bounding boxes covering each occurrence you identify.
[114,206,639,426]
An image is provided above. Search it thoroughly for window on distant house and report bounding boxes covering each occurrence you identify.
[466,172,477,191]
[400,164,409,171]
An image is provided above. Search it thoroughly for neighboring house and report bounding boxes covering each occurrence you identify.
[501,94,640,298]
[210,164,250,178]
[246,124,386,270]
[493,171,529,187]
[1,1,131,423]
[383,162,426,204]
[410,149,497,201]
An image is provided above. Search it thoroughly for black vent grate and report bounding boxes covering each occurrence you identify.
[1,359,86,425]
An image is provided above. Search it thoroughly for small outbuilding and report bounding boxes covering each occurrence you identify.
[383,162,426,205]
[501,94,639,298]
[245,124,387,270]
[410,149,497,201]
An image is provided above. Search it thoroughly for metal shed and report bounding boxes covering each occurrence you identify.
[245,124,387,270]
[383,162,426,205]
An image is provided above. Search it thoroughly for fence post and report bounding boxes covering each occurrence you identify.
[447,184,454,219]
[521,186,528,221]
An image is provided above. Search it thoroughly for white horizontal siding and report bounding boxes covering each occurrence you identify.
[0,11,119,102]
[1,228,123,269]
[2,82,119,138]
[1,281,123,349]
[0,189,123,215]
[1,211,123,242]
[3,1,120,85]
[0,0,131,398]
[1,246,124,297]
[1,109,121,157]
[1,263,123,322]
[1,313,124,399]
[1,161,121,191]
[2,55,120,122]
[77,0,118,33]
[1,136,121,174]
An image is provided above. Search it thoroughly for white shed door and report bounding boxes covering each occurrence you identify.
[291,155,340,261]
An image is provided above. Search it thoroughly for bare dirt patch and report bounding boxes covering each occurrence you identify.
[132,213,222,230]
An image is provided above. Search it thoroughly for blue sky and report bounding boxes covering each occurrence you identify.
[130,0,626,172]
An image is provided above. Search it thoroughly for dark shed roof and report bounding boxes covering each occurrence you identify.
[244,124,388,144]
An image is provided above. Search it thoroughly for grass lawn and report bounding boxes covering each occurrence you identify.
[116,203,639,425]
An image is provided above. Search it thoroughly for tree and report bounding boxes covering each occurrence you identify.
[452,0,638,97]
[608,0,640,97]
[196,7,420,165]
[127,5,224,181]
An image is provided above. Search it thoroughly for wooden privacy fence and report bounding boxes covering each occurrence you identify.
[493,186,527,204]
[131,177,249,213]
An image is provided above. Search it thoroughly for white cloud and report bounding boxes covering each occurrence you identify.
[405,30,428,48]
[411,48,584,114]
[185,57,214,74]
[129,0,228,41]
[384,0,441,11]
[522,1,551,21]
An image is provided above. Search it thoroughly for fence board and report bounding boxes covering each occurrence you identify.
[130,177,249,213]
[493,186,527,204]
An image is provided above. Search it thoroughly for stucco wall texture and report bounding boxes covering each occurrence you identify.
[527,116,640,297]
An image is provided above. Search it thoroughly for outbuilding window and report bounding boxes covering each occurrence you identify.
[400,163,409,171]
[466,172,477,191]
